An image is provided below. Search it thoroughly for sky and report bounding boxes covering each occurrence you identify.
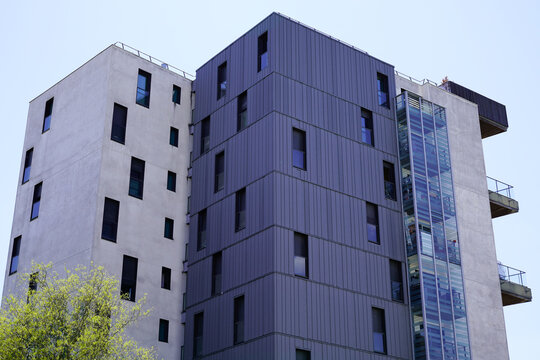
[0,0,538,358]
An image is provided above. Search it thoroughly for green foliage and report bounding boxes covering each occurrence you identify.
[0,263,156,360]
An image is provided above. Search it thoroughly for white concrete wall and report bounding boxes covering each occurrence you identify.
[396,76,509,360]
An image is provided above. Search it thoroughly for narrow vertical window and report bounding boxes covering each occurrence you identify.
[42,98,53,133]
[383,161,396,201]
[180,346,184,360]
[233,295,245,344]
[30,182,42,220]
[111,103,127,144]
[372,307,387,354]
[292,128,307,170]
[200,117,210,154]
[161,267,171,290]
[211,252,222,296]
[164,218,174,239]
[294,232,308,278]
[9,236,21,275]
[182,292,187,312]
[390,260,404,302]
[361,108,374,146]
[217,62,227,100]
[121,255,138,301]
[29,272,38,292]
[193,312,204,357]
[136,70,151,107]
[167,171,176,192]
[129,157,145,199]
[377,72,389,108]
[235,188,246,231]
[257,32,268,72]
[172,85,181,104]
[214,151,225,192]
[296,349,311,360]
[22,148,33,184]
[197,209,207,251]
[158,319,169,342]
[170,127,179,147]
[237,91,248,131]
[366,202,379,244]
[101,197,120,242]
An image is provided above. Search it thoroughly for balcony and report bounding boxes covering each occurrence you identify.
[487,177,519,218]
[498,262,532,306]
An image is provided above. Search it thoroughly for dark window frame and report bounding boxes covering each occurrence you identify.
[120,255,138,302]
[390,260,404,302]
[111,103,127,144]
[197,210,207,251]
[42,98,54,133]
[233,295,245,344]
[30,182,42,221]
[158,318,169,343]
[170,127,179,147]
[167,171,177,192]
[372,307,387,354]
[9,236,21,275]
[22,148,33,184]
[211,252,222,296]
[164,217,174,240]
[257,32,268,72]
[366,202,380,244]
[292,128,307,170]
[237,91,248,131]
[383,161,397,201]
[200,117,210,155]
[377,72,389,108]
[161,267,171,290]
[235,188,246,232]
[214,151,225,193]
[136,69,151,108]
[294,232,309,278]
[101,197,120,242]
[172,85,181,104]
[129,157,145,199]
[217,62,227,100]
[296,349,311,360]
[361,108,374,146]
[193,312,204,358]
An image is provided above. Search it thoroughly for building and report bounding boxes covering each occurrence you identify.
[3,12,531,360]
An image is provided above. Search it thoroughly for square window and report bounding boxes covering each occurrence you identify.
[235,188,246,231]
[212,252,222,296]
[237,91,248,131]
[377,72,389,108]
[22,148,33,184]
[372,307,387,354]
[292,128,306,170]
[258,32,268,72]
[158,319,169,342]
[200,117,210,154]
[101,197,120,242]
[217,62,227,100]
[294,232,308,278]
[170,127,179,147]
[161,267,171,290]
[361,108,374,146]
[9,236,21,275]
[30,182,42,220]
[42,98,54,133]
[129,157,145,199]
[197,210,207,251]
[366,202,379,244]
[383,161,396,201]
[136,70,151,107]
[172,85,181,104]
[121,255,138,301]
[214,151,225,192]
[233,295,245,344]
[164,218,174,239]
[111,103,127,144]
[167,171,176,192]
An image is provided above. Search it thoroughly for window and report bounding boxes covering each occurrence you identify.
[296,349,311,360]
[211,252,222,296]
[200,117,210,154]
[101,197,120,242]
[121,255,138,301]
[167,171,176,192]
[237,91,248,131]
[170,127,179,147]
[292,128,306,170]
[390,260,404,302]
[372,307,387,354]
[111,103,127,144]
[197,209,207,250]
[193,312,204,358]
[294,232,308,278]
[377,72,389,108]
[30,182,42,220]
[161,267,171,290]
[258,32,268,72]
[383,161,396,201]
[214,151,225,192]
[136,70,151,107]
[42,98,53,133]
[159,319,169,342]
[235,188,246,231]
[180,346,184,360]
[217,62,227,100]
[182,292,186,312]
[22,148,33,184]
[172,85,181,104]
[233,295,245,344]
[361,108,374,146]
[366,202,379,244]
[29,272,38,292]
[164,218,174,239]
[9,236,21,275]
[129,157,145,199]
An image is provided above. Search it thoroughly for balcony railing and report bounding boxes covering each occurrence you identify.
[498,262,526,286]
[487,176,514,198]
[498,262,532,306]
[487,176,518,218]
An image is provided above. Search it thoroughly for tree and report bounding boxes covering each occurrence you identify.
[0,263,156,360]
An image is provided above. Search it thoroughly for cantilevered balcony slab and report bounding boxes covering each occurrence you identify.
[499,263,532,306]
[487,177,519,218]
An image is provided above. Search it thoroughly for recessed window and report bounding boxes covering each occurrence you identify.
[383,161,396,201]
[180,346,184,360]
[9,236,21,275]
[101,197,120,242]
[42,98,53,133]
[200,117,210,154]
[167,171,177,192]
[197,209,207,251]
[294,232,308,278]
[292,128,306,170]
[158,319,169,343]
[237,91,248,131]
[366,202,379,244]
[30,182,42,220]
[161,267,171,290]
[194,313,204,357]
[182,292,186,312]
[372,307,387,354]
[22,148,33,184]
[129,157,145,199]
[120,255,138,301]
[211,252,222,296]
[258,32,268,72]
[214,151,225,192]
[361,108,374,146]
[233,295,245,344]
[170,127,179,147]
[296,349,311,360]
[390,260,404,302]
[136,70,151,107]
[164,218,174,239]
[172,85,181,104]
[217,62,227,100]
[377,73,389,108]
[235,188,246,232]
[29,272,38,292]
[111,103,127,144]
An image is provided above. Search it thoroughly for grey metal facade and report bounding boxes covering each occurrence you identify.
[185,13,412,359]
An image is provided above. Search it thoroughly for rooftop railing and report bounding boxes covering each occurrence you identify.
[498,262,527,286]
[487,176,515,199]
[395,71,438,87]
[114,42,195,80]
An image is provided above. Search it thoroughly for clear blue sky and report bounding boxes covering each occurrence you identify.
[1,0,538,358]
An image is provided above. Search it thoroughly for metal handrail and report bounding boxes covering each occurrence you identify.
[395,70,438,87]
[487,176,514,198]
[114,42,195,80]
[498,262,527,286]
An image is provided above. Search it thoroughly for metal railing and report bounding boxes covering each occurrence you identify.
[395,70,438,87]
[487,176,514,198]
[498,262,527,286]
[114,42,195,80]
